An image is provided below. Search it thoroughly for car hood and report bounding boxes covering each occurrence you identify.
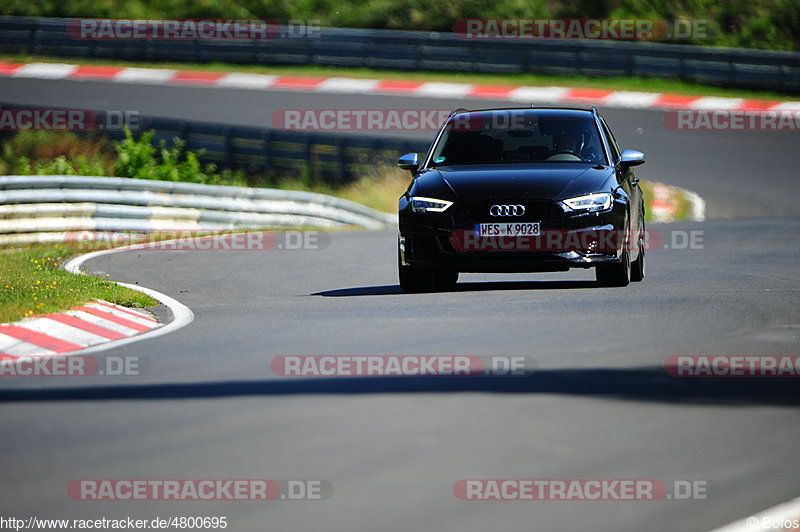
[412,163,615,201]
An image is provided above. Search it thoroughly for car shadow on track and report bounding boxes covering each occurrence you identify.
[1,367,798,406]
[312,280,600,297]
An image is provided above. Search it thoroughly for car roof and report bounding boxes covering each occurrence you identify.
[449,107,596,118]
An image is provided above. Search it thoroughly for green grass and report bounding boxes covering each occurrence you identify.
[1,53,794,102]
[0,243,157,323]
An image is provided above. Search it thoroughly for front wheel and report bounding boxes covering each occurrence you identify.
[398,248,458,292]
[399,261,434,292]
[630,213,645,282]
[596,249,631,287]
[432,269,458,290]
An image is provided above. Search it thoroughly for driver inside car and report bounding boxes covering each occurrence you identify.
[553,133,580,154]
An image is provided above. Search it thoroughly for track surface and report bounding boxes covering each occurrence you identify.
[1,76,799,532]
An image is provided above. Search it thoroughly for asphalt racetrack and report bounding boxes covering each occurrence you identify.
[0,76,799,532]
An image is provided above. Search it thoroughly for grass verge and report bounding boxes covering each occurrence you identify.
[0,243,157,324]
[0,53,794,102]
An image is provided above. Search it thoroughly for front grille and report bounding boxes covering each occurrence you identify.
[451,201,564,229]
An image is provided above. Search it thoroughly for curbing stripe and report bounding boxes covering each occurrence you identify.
[111,67,177,84]
[68,65,125,79]
[216,73,278,89]
[0,325,83,352]
[66,310,141,336]
[507,86,571,103]
[171,70,227,84]
[17,318,108,346]
[72,306,153,332]
[317,77,380,93]
[0,299,163,359]
[416,82,475,98]
[43,313,127,340]
[0,333,57,357]
[373,80,425,93]
[82,302,157,326]
[12,62,77,79]
[270,76,327,89]
[0,61,796,110]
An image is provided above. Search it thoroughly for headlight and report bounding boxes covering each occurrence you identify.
[561,193,613,213]
[410,196,453,213]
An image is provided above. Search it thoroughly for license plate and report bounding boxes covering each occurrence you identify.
[475,222,540,237]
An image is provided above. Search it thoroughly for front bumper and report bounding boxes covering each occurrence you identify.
[399,200,627,273]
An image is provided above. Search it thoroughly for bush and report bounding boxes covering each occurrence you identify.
[0,130,112,175]
[112,127,246,185]
[0,128,246,185]
[0,0,796,50]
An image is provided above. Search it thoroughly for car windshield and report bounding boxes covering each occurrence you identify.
[429,111,607,167]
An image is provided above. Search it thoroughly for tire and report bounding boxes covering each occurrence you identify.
[398,247,458,292]
[432,269,458,290]
[630,211,645,283]
[398,246,434,292]
[596,249,631,287]
[399,264,434,293]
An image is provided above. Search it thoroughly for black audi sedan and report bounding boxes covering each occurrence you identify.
[397,107,646,291]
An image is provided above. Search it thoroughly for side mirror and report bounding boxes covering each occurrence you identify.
[397,153,420,172]
[620,149,645,167]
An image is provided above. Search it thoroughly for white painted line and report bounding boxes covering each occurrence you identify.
[317,77,380,93]
[72,282,192,356]
[415,82,474,98]
[63,245,194,356]
[12,62,77,79]
[507,86,570,103]
[708,495,800,531]
[0,333,56,357]
[770,101,800,111]
[216,73,278,89]
[113,67,177,84]
[65,310,140,336]
[603,91,661,109]
[689,97,745,110]
[19,318,107,347]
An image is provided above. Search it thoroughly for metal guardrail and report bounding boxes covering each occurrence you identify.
[1,16,799,93]
[0,175,397,246]
[0,102,429,184]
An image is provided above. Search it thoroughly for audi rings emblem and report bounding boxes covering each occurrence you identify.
[489,204,526,217]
